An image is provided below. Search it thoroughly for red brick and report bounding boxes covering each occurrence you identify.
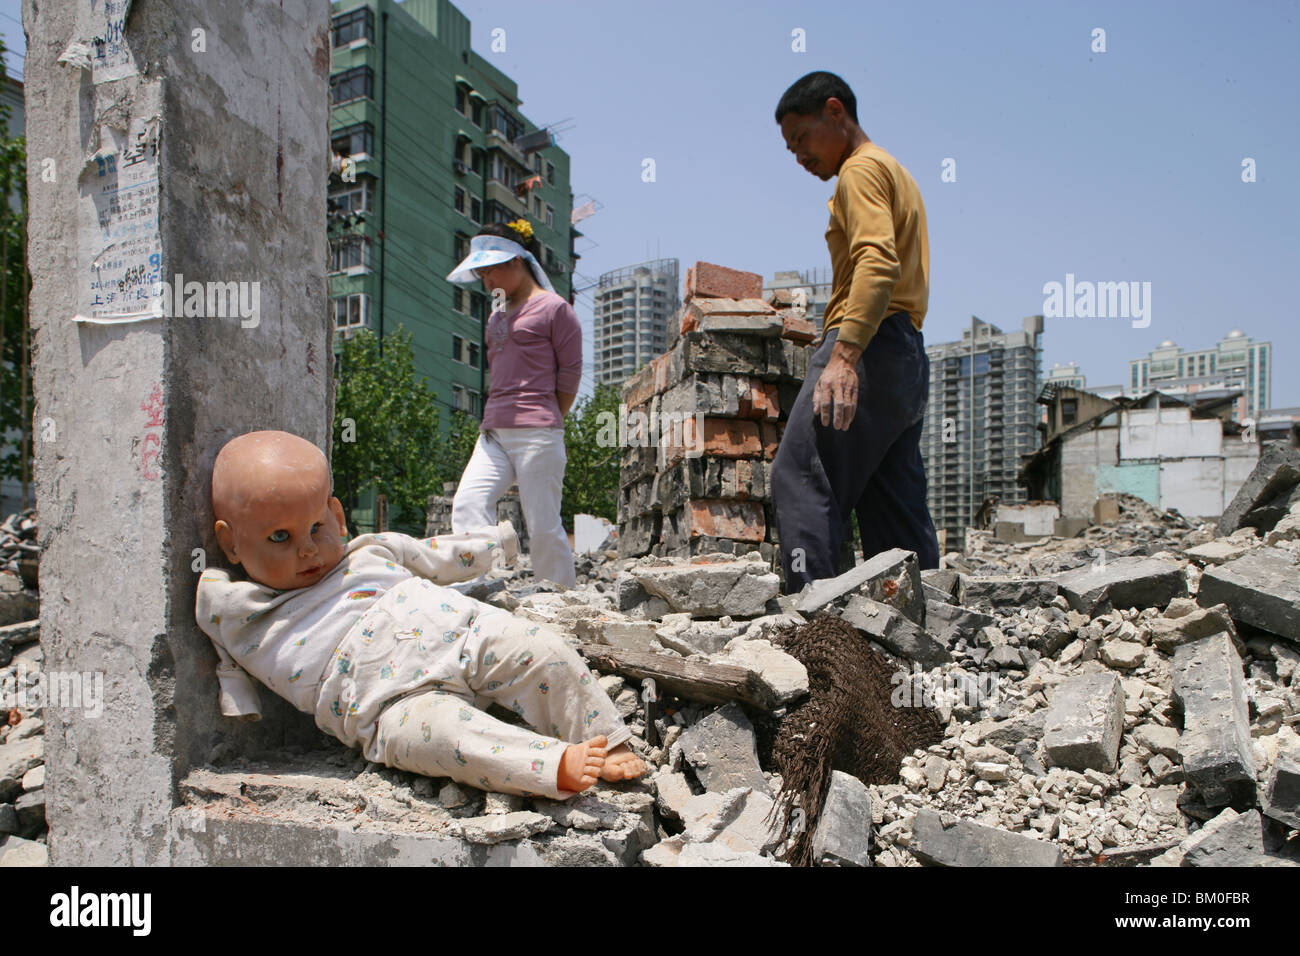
[760,421,784,459]
[781,311,817,344]
[685,261,763,303]
[663,416,762,464]
[685,499,765,542]
[738,379,780,421]
[622,354,669,408]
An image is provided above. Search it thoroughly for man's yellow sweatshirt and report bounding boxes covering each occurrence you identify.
[822,140,930,350]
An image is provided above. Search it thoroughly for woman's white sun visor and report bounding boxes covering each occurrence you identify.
[446,234,554,292]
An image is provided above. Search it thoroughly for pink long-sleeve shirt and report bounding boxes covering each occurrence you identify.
[482,290,583,429]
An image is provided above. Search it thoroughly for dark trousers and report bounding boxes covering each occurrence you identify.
[771,311,940,592]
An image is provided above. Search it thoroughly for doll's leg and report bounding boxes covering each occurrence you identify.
[462,610,646,782]
[372,687,602,799]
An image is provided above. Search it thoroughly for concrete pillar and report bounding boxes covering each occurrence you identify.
[26,0,330,864]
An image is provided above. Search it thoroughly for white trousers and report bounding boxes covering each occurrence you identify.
[452,427,576,588]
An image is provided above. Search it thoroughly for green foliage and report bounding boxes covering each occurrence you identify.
[561,383,621,525]
[331,327,442,536]
[0,40,32,503]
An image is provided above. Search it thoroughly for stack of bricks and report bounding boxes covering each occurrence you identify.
[618,261,817,566]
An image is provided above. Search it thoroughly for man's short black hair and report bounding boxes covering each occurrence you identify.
[774,71,859,125]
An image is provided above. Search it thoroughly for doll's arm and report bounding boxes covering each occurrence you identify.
[211,641,262,721]
[391,521,518,584]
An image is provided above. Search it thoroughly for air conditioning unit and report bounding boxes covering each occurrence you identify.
[453,159,470,175]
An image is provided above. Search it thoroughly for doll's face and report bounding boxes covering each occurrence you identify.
[212,434,348,591]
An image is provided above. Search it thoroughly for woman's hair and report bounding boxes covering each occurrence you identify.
[475,221,541,259]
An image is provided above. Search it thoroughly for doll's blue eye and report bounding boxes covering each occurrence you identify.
[269,530,289,543]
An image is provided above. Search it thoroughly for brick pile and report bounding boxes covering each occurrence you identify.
[617,261,817,567]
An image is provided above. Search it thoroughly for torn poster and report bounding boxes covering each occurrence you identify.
[58,0,139,84]
[74,116,162,324]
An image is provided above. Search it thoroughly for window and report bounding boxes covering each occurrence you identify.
[331,8,374,47]
[331,293,370,329]
[489,107,524,142]
[469,197,482,223]
[329,236,368,272]
[471,101,484,127]
[545,204,554,229]
[330,67,374,105]
[454,232,470,261]
[455,86,467,116]
[533,154,543,173]
[470,291,487,322]
[533,195,542,217]
[471,148,485,176]
[331,122,374,157]
[546,161,555,185]
[453,334,482,369]
[452,384,482,415]
[454,185,467,215]
[1061,399,1078,425]
[328,180,372,214]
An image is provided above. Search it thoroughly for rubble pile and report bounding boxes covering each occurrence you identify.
[616,261,816,567]
[6,445,1300,868]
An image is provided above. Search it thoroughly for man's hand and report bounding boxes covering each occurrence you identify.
[814,340,864,430]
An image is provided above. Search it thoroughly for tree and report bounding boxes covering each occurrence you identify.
[331,327,442,535]
[0,39,33,510]
[561,383,621,525]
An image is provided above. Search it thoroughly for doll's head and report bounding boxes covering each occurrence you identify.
[211,430,347,590]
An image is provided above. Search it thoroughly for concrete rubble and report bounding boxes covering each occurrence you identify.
[7,431,1300,866]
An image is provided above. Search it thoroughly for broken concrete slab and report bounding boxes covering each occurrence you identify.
[681,786,781,855]
[812,770,872,867]
[920,568,960,603]
[1185,540,1250,566]
[1197,547,1300,643]
[797,548,925,625]
[716,638,809,705]
[1172,633,1257,809]
[0,834,47,867]
[631,557,779,617]
[1149,602,1237,652]
[0,736,42,803]
[1180,808,1266,867]
[925,600,995,650]
[958,576,1060,610]
[679,702,769,794]
[1053,557,1187,616]
[651,771,693,826]
[1263,756,1300,830]
[1043,672,1125,772]
[1218,442,1300,536]
[841,596,951,669]
[576,643,777,710]
[456,811,555,845]
[910,808,1063,866]
[974,711,1047,750]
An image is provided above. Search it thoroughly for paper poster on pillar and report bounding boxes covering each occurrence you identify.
[90,0,139,84]
[75,115,161,324]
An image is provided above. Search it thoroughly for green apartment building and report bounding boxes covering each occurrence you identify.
[328,0,575,421]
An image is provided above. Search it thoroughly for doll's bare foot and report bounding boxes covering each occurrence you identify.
[557,734,607,793]
[599,742,647,782]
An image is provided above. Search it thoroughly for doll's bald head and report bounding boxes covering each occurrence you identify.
[211,431,347,590]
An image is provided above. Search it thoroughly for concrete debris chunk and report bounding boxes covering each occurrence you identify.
[812,771,873,867]
[1053,557,1187,616]
[796,548,924,624]
[1180,808,1266,867]
[631,558,779,617]
[957,576,1059,610]
[716,638,809,704]
[910,808,1063,866]
[925,600,995,650]
[1197,547,1300,642]
[1171,633,1257,809]
[840,596,951,668]
[1262,756,1300,830]
[678,701,769,794]
[1217,442,1300,536]
[455,811,554,845]
[1042,672,1125,772]
[1148,602,1237,652]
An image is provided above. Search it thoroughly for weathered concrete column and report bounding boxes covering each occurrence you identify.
[26,0,330,864]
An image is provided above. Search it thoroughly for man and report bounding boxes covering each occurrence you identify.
[771,71,940,592]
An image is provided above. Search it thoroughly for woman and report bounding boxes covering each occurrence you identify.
[445,219,581,588]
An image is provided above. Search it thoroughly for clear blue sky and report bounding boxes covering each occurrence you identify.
[4,0,1297,406]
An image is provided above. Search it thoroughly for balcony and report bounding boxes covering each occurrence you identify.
[485,181,526,215]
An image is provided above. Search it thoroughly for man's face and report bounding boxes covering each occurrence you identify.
[217,487,347,592]
[780,100,850,181]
